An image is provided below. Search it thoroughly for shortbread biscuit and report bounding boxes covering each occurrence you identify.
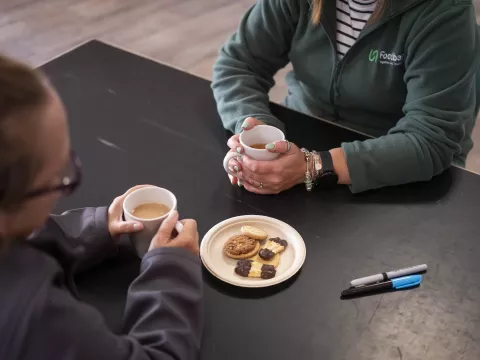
[235,260,276,279]
[250,253,280,268]
[258,237,288,260]
[223,235,260,259]
[240,225,268,241]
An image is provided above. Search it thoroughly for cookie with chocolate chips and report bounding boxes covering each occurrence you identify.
[223,235,260,259]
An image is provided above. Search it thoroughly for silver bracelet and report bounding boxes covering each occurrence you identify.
[301,148,313,191]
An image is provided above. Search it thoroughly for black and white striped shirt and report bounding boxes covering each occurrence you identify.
[336,0,377,60]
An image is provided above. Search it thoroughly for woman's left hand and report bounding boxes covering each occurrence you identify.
[230,141,306,194]
[108,185,150,238]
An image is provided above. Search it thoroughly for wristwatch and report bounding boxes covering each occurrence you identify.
[314,151,338,188]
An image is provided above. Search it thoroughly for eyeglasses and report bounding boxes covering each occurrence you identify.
[24,151,82,199]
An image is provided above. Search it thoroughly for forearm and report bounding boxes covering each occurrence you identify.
[340,132,456,193]
[123,248,203,360]
[212,50,285,134]
[212,1,296,133]
[27,250,203,360]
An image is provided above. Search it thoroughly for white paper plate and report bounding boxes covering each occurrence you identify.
[200,215,306,288]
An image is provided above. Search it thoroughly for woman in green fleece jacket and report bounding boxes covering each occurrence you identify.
[211,0,480,194]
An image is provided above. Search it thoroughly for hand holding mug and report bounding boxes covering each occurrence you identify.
[226,117,265,186]
[149,210,199,255]
[123,186,183,257]
[224,120,285,181]
[108,185,151,238]
[236,141,306,194]
[224,118,306,194]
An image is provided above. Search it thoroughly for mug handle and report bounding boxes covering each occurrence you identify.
[223,152,243,179]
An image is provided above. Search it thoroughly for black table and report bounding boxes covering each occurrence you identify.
[42,40,480,360]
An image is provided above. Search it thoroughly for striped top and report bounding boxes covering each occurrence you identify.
[336,0,377,60]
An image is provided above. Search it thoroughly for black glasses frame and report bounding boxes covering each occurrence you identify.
[24,151,82,199]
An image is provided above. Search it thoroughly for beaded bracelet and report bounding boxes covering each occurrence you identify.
[301,148,313,191]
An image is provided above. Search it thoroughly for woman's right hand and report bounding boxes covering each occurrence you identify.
[149,210,199,255]
[227,117,264,185]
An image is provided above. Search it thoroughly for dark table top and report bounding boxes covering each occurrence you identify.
[41,40,480,360]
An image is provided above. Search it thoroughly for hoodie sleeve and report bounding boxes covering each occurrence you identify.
[342,3,479,193]
[29,207,117,274]
[211,0,300,133]
[23,248,203,360]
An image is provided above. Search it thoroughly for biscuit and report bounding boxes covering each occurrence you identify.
[250,253,280,268]
[258,237,288,261]
[235,260,276,279]
[240,225,268,241]
[223,235,260,259]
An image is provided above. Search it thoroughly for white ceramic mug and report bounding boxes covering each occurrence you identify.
[123,186,182,258]
[223,125,285,178]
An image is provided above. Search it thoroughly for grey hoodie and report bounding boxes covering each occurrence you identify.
[0,207,203,360]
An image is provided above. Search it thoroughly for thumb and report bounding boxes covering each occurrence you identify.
[111,221,143,237]
[153,210,179,244]
[266,140,291,154]
[240,117,265,131]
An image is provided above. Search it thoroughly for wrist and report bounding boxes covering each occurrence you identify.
[329,148,351,184]
[295,154,307,185]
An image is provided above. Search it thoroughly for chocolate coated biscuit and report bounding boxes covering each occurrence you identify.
[235,260,276,279]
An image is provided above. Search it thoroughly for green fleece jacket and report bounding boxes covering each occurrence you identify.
[211,0,480,193]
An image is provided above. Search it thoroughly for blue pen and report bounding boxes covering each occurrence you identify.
[341,275,422,297]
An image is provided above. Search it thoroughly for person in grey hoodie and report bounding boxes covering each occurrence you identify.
[0,54,203,360]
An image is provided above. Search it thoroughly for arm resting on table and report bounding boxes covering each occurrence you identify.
[338,5,479,193]
[24,248,203,360]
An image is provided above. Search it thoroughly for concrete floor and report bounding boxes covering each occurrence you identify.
[0,0,479,173]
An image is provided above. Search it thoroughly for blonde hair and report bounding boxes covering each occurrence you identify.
[311,0,386,25]
[0,54,48,211]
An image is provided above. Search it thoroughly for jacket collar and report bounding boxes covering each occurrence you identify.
[318,0,429,43]
[385,0,429,18]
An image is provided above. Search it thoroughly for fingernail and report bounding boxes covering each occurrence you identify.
[234,165,239,172]
[133,223,142,230]
[236,146,243,154]
[266,143,275,150]
[238,155,243,162]
[241,119,249,129]
[238,180,243,187]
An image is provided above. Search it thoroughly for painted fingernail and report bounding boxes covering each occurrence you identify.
[238,155,243,162]
[238,179,243,187]
[236,146,243,154]
[241,119,249,129]
[234,165,239,172]
[266,143,275,150]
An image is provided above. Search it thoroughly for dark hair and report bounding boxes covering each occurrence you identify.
[0,54,48,210]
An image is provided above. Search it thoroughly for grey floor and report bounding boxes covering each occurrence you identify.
[1,0,479,172]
